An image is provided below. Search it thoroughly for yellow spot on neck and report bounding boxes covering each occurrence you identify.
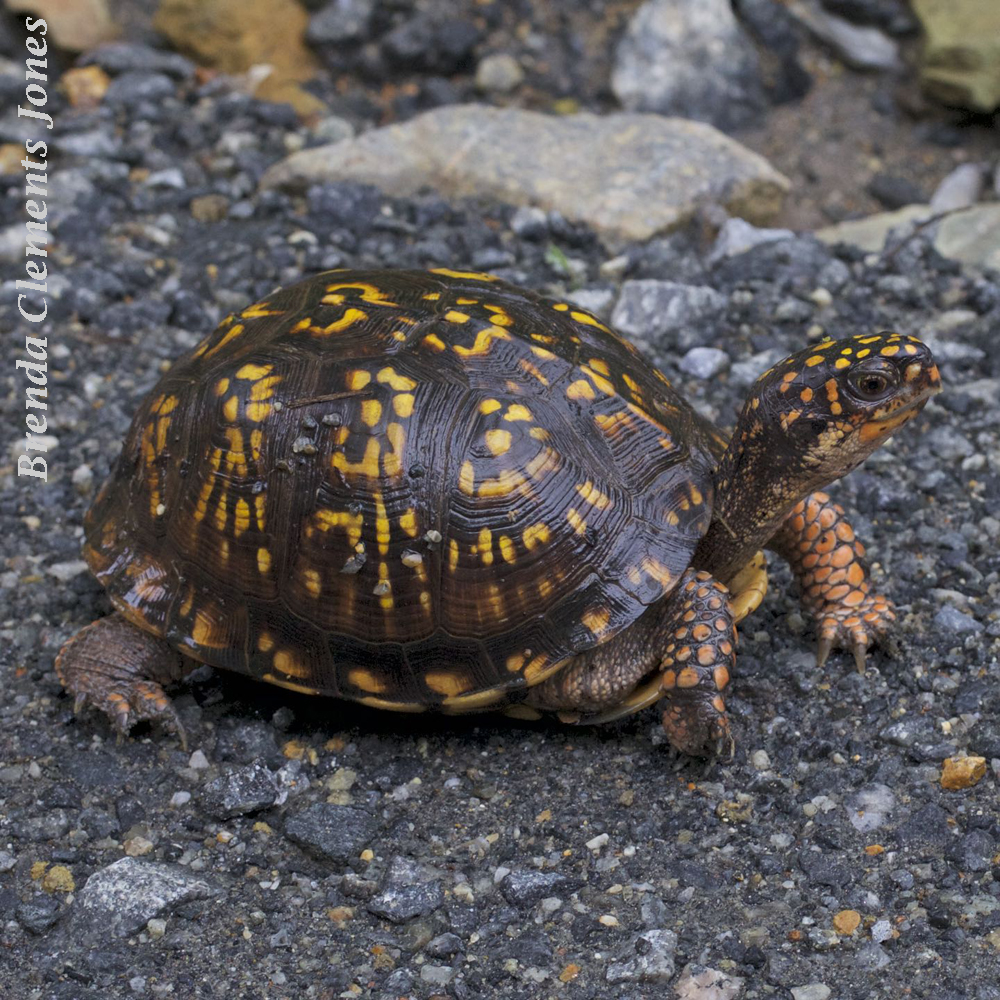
[805,355,826,367]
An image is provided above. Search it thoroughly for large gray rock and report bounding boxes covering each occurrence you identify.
[611,281,727,353]
[606,928,678,983]
[261,106,790,243]
[71,858,217,939]
[612,0,765,130]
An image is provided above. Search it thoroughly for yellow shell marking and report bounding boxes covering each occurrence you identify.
[255,495,266,530]
[429,267,497,281]
[324,281,398,306]
[880,345,900,357]
[576,481,611,510]
[257,631,274,653]
[377,367,417,391]
[459,461,475,495]
[581,365,615,396]
[478,527,493,565]
[347,370,371,390]
[349,668,387,694]
[567,508,586,535]
[214,378,229,396]
[641,557,673,588]
[449,539,460,571]
[445,310,470,324]
[479,399,502,415]
[234,498,250,536]
[525,446,559,480]
[484,304,513,327]
[399,509,418,536]
[499,535,516,563]
[273,650,309,678]
[236,363,272,380]
[213,493,227,532]
[571,310,611,333]
[257,548,271,574]
[485,429,512,456]
[805,355,826,367]
[834,357,851,370]
[479,469,528,498]
[241,303,278,320]
[523,522,550,550]
[333,438,381,479]
[250,429,263,461]
[518,358,549,385]
[361,399,382,426]
[374,493,391,556]
[393,393,415,417]
[422,334,446,352]
[424,671,473,697]
[582,607,610,636]
[223,396,239,422]
[384,423,405,477]
[567,379,596,401]
[192,608,226,648]
[203,323,244,359]
[315,509,364,548]
[302,568,322,597]
[452,325,511,357]
[505,404,532,422]
[250,376,281,401]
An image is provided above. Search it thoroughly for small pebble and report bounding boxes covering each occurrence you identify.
[940,756,986,790]
[188,750,210,770]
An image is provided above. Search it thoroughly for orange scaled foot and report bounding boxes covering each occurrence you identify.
[56,613,189,749]
[659,569,738,758]
[770,491,896,672]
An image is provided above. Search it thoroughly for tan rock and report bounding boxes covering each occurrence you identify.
[60,65,111,109]
[832,909,861,935]
[941,756,987,790]
[8,0,118,51]
[912,0,1000,112]
[153,0,320,116]
[0,144,24,177]
[42,865,76,893]
[815,205,933,253]
[261,106,790,243]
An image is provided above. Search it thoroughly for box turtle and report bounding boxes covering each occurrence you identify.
[57,268,940,756]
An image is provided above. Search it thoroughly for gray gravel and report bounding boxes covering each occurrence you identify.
[2,31,1000,1000]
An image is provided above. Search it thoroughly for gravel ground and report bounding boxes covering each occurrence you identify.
[3,35,1000,1000]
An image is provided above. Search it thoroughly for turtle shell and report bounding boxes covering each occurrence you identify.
[83,268,720,713]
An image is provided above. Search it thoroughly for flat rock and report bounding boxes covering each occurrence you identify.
[201,762,280,820]
[611,0,765,130]
[284,803,379,864]
[911,0,1000,112]
[675,963,745,999]
[815,204,932,251]
[261,106,790,243]
[606,928,677,983]
[70,858,216,939]
[366,857,445,922]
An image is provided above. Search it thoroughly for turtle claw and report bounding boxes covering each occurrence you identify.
[851,639,869,674]
[816,636,833,669]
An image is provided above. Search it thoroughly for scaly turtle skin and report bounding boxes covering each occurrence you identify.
[56,268,940,756]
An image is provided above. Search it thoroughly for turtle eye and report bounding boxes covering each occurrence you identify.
[848,368,892,401]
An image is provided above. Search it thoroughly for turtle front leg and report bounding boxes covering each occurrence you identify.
[768,491,895,672]
[658,570,738,759]
[55,613,190,748]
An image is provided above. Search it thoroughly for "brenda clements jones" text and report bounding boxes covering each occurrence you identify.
[16,15,52,483]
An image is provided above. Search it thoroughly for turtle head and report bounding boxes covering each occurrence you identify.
[696,332,939,584]
[745,332,940,488]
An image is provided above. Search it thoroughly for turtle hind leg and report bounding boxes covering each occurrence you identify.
[768,491,896,673]
[658,569,737,759]
[55,613,189,749]
[523,568,737,759]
